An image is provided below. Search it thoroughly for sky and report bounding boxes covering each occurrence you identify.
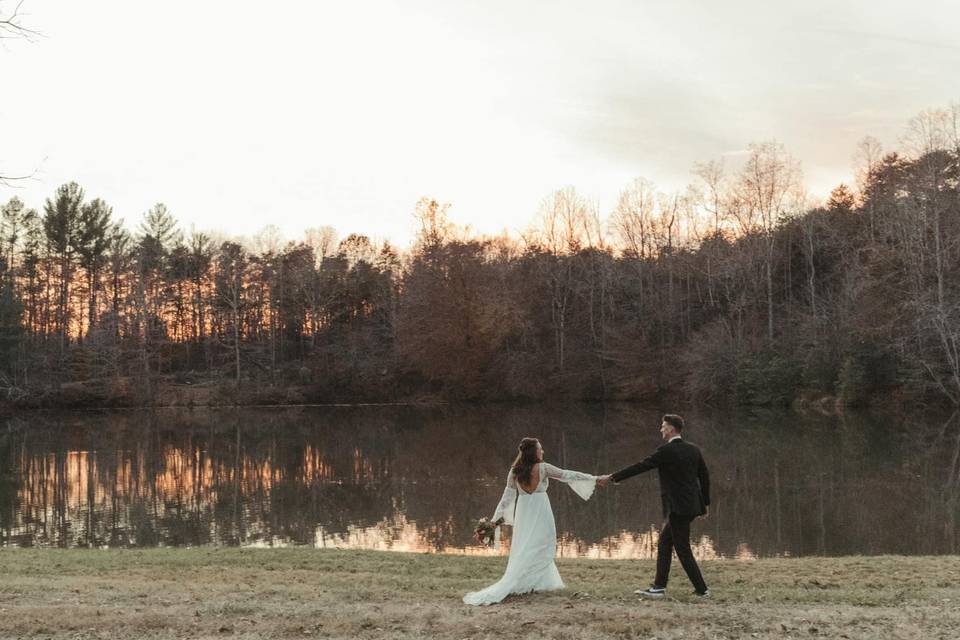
[3,0,959,248]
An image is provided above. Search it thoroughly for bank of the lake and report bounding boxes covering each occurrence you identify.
[0,373,937,414]
[0,549,957,639]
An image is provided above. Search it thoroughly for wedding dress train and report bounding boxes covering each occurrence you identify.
[463,462,596,606]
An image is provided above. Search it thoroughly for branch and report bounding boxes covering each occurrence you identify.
[0,166,40,187]
[921,360,960,406]
[0,0,40,41]
[1,151,45,187]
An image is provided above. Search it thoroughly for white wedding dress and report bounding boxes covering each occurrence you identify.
[463,462,597,606]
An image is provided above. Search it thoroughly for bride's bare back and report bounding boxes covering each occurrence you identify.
[517,466,541,494]
[463,461,599,605]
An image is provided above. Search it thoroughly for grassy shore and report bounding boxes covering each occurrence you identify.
[0,549,957,639]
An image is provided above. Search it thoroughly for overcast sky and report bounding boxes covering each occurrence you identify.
[3,0,959,247]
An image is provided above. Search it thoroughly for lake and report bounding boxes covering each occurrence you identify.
[1,404,958,557]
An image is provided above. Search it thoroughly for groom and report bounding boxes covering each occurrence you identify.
[599,414,711,598]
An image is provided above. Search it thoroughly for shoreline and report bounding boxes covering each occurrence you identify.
[2,543,955,562]
[3,374,945,415]
[0,548,957,638]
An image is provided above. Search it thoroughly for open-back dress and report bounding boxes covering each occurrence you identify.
[463,462,596,606]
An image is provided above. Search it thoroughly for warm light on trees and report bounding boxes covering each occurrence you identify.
[0,102,959,407]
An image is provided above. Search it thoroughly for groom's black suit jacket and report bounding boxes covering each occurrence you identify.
[611,438,711,517]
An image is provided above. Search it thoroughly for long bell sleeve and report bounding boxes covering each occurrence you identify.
[543,462,597,501]
[491,469,518,525]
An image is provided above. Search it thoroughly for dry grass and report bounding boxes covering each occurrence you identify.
[0,549,958,639]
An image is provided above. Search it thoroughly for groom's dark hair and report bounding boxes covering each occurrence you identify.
[662,414,685,432]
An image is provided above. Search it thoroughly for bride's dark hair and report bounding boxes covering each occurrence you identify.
[512,437,541,487]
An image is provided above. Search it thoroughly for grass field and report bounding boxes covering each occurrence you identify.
[0,549,957,639]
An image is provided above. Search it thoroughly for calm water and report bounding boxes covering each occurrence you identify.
[1,404,958,557]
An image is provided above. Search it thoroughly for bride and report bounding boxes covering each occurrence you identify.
[463,437,598,606]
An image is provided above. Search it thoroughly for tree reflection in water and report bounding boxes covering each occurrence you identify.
[0,405,957,557]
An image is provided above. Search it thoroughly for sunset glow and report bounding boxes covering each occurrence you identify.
[4,1,959,246]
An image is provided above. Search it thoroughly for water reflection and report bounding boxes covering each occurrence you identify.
[0,405,958,557]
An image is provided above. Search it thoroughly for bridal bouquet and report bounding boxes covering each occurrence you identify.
[473,517,504,545]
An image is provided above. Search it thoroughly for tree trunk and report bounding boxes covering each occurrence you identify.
[60,254,70,351]
[766,249,774,341]
[88,267,98,339]
[234,302,241,387]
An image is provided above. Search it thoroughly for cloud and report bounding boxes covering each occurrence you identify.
[568,80,736,176]
[806,26,960,54]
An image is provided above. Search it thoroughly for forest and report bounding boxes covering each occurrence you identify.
[1,105,958,409]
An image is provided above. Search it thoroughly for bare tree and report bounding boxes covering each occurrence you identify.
[689,164,735,310]
[215,242,248,386]
[413,197,452,254]
[529,187,599,370]
[693,159,730,236]
[851,135,884,241]
[610,178,658,260]
[734,141,804,340]
[304,226,338,265]
[902,107,960,402]
[252,224,283,256]
[905,108,954,311]
[302,226,337,345]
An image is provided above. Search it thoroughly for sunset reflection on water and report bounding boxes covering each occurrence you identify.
[319,517,727,560]
[2,405,958,557]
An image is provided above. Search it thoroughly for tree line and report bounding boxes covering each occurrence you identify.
[1,104,958,408]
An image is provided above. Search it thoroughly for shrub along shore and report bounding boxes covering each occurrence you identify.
[0,548,957,639]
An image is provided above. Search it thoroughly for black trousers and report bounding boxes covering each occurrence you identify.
[654,513,707,593]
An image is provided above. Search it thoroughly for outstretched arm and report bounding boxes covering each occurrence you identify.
[543,462,596,483]
[491,469,517,525]
[543,463,597,500]
[609,447,668,484]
